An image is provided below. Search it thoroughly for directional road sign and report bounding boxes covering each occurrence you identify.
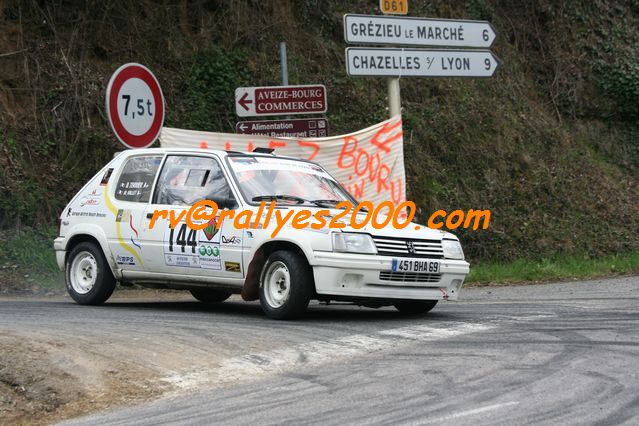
[235,84,327,117]
[345,48,501,78]
[236,118,329,138]
[106,63,165,149]
[344,14,497,48]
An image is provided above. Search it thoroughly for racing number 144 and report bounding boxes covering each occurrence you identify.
[169,223,196,254]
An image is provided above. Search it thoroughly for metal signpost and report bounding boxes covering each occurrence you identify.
[235,84,327,118]
[345,48,501,77]
[236,118,329,138]
[105,63,165,149]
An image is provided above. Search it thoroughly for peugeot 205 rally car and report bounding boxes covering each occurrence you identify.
[54,148,469,319]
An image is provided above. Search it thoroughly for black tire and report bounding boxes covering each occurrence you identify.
[259,250,314,320]
[393,300,438,314]
[65,241,116,305]
[190,288,232,304]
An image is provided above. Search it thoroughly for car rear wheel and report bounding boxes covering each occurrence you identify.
[259,250,313,320]
[393,300,438,314]
[66,242,116,305]
[190,288,232,303]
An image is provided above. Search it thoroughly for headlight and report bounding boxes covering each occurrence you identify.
[332,232,377,254]
[442,239,464,260]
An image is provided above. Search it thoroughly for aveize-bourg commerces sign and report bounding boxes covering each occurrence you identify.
[235,85,327,117]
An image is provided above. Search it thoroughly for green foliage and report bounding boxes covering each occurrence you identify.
[180,48,252,132]
[0,226,64,288]
[593,52,639,120]
[465,0,492,20]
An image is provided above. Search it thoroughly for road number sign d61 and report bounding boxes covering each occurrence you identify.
[380,0,407,15]
[106,63,165,149]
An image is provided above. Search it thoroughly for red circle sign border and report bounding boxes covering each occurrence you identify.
[106,63,165,149]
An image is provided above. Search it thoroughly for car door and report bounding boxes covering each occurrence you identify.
[139,154,244,279]
[107,154,164,272]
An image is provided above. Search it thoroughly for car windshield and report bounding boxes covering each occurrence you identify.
[227,155,353,205]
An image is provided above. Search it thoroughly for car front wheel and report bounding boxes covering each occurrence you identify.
[259,250,313,320]
[66,242,116,305]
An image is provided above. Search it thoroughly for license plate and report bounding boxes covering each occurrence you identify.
[391,259,440,273]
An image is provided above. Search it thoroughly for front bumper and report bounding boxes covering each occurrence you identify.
[312,251,469,301]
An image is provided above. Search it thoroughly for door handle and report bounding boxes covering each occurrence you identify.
[146,213,153,219]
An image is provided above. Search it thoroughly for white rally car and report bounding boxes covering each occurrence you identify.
[54,148,469,319]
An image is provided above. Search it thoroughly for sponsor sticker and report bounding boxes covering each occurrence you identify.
[100,168,114,186]
[221,235,241,245]
[70,210,107,218]
[225,261,241,273]
[80,197,101,207]
[202,218,219,241]
[116,209,131,223]
[116,255,136,266]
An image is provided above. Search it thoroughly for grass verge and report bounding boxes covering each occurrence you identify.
[466,252,639,285]
[0,226,64,292]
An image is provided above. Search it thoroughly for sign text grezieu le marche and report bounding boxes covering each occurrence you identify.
[344,14,497,48]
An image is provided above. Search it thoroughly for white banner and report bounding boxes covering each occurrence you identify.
[159,116,406,207]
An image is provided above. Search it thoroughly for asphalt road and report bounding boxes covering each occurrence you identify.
[2,277,638,425]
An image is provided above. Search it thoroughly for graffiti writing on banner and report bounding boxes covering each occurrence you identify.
[160,116,407,217]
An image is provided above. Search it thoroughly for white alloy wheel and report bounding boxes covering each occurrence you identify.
[69,251,98,295]
[263,260,291,308]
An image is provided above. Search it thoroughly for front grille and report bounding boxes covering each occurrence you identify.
[372,235,444,258]
[379,271,442,283]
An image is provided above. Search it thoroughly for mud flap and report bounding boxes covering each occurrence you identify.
[241,249,265,301]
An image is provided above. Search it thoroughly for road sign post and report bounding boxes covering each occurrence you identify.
[235,85,327,117]
[105,63,165,149]
[279,42,289,86]
[387,78,401,117]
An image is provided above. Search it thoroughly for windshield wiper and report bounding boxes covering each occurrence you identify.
[310,199,342,207]
[252,195,306,204]
[310,199,368,211]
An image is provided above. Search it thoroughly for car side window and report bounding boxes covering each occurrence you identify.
[114,155,163,203]
[153,155,237,207]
